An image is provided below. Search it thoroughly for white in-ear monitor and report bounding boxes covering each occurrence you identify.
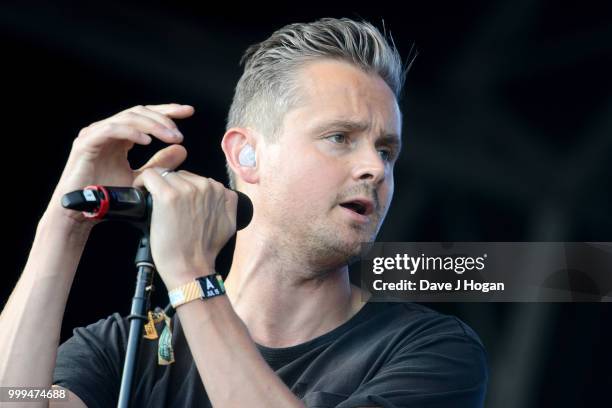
[238,144,256,167]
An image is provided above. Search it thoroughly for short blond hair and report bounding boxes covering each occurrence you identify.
[225,17,411,189]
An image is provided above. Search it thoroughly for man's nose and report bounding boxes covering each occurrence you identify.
[351,145,385,184]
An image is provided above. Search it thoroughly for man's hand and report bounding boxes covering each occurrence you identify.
[48,103,193,230]
[1,103,194,397]
[132,169,238,289]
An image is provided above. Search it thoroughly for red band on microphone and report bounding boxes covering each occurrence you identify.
[83,185,110,219]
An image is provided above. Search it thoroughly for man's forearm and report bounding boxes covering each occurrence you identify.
[176,291,306,408]
[0,209,90,389]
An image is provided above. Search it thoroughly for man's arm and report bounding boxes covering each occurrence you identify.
[176,291,385,408]
[175,284,306,408]
[0,209,90,406]
[0,103,191,407]
[131,167,305,407]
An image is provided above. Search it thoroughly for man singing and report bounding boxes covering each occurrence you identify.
[0,17,487,407]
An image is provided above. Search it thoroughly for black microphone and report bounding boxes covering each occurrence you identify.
[61,185,254,230]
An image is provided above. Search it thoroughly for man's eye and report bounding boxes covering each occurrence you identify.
[378,149,392,161]
[327,133,347,144]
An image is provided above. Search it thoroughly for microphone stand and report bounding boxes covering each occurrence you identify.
[117,195,155,408]
[62,186,253,407]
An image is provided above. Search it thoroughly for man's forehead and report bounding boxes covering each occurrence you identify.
[308,117,402,144]
[285,60,402,141]
[295,60,396,101]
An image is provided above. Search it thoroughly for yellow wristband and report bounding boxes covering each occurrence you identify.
[168,274,226,309]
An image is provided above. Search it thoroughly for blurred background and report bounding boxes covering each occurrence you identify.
[2,1,611,406]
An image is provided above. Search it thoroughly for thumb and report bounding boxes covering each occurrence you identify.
[132,166,167,189]
[135,144,187,175]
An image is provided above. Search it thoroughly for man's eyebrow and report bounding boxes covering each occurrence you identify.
[377,134,402,151]
[311,119,402,148]
[311,119,369,134]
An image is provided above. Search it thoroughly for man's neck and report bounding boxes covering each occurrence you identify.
[223,231,369,349]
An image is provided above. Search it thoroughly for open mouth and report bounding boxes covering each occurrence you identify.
[339,199,374,216]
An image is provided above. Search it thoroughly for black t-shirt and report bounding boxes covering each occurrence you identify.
[53,302,488,408]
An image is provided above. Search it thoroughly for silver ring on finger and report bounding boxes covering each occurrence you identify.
[161,169,174,178]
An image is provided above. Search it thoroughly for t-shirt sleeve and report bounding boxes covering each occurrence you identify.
[336,316,488,408]
[53,313,128,408]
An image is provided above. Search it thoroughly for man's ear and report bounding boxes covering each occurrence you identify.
[221,127,259,185]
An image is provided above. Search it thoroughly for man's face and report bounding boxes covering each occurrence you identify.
[258,59,402,269]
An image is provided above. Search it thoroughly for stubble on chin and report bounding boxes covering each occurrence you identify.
[302,218,379,271]
[270,200,383,280]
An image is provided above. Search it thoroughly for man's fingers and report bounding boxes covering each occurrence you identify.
[111,104,194,143]
[130,105,182,133]
[81,103,193,148]
[144,103,195,119]
[79,123,152,148]
[132,167,172,194]
[175,171,235,210]
[175,171,219,191]
[122,111,184,142]
[134,144,188,174]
